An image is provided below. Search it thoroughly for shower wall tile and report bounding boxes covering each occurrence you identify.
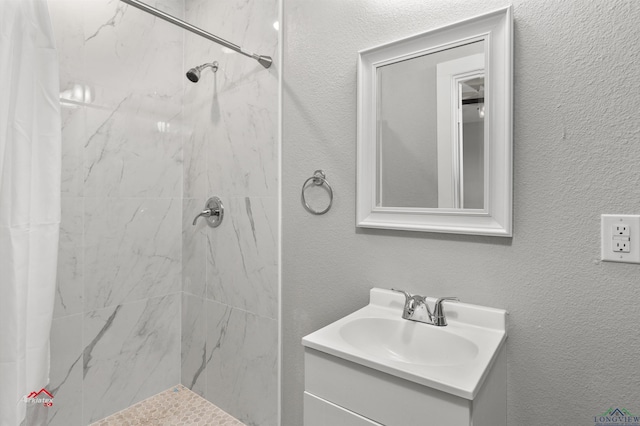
[82,293,181,424]
[50,0,187,424]
[83,94,183,199]
[205,75,278,198]
[182,127,208,199]
[181,82,219,200]
[82,0,184,100]
[181,293,207,396]
[184,0,279,90]
[84,198,181,311]
[183,198,207,298]
[183,0,279,422]
[181,59,222,202]
[205,300,278,426]
[184,0,279,199]
[48,314,83,426]
[54,198,84,319]
[206,196,278,319]
[59,104,85,198]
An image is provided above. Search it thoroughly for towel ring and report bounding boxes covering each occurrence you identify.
[301,170,333,215]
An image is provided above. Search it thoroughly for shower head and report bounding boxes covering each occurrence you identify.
[186,61,219,83]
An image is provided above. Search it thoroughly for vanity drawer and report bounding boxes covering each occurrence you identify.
[304,348,471,426]
[304,392,383,426]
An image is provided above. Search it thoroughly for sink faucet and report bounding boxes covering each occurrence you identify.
[392,289,459,326]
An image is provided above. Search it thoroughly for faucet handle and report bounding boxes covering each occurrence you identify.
[192,209,213,225]
[435,296,459,304]
[192,196,224,227]
[391,289,416,319]
[433,297,459,326]
[391,288,412,300]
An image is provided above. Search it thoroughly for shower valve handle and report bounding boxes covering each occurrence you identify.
[192,196,224,228]
[192,209,213,225]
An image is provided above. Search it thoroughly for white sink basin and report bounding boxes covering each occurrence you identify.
[339,317,479,366]
[302,288,507,399]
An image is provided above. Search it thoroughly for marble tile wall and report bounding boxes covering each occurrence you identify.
[41,0,278,424]
[181,0,280,425]
[44,0,184,424]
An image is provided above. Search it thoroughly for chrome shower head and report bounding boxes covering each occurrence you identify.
[186,61,219,83]
[186,68,201,83]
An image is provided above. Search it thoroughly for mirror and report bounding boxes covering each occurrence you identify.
[357,7,512,236]
[377,41,485,209]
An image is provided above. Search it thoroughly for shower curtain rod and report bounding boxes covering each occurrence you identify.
[119,0,273,69]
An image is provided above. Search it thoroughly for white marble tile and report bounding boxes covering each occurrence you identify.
[184,0,279,90]
[51,2,280,425]
[84,198,181,310]
[82,0,184,100]
[206,196,278,319]
[83,94,183,198]
[204,74,278,198]
[205,301,277,426]
[20,314,83,426]
[182,126,207,199]
[183,198,207,298]
[82,293,181,424]
[21,402,48,426]
[54,198,83,319]
[181,293,207,396]
[184,0,279,199]
[183,3,280,424]
[59,104,86,198]
[47,314,83,426]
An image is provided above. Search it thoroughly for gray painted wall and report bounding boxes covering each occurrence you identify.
[282,1,640,425]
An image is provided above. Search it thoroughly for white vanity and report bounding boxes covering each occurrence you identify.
[302,288,507,426]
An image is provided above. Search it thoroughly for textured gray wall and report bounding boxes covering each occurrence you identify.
[282,1,640,425]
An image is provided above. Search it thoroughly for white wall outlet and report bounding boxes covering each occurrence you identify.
[613,237,630,253]
[614,224,630,237]
[601,214,640,263]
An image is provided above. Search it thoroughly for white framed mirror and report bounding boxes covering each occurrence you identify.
[356,7,513,236]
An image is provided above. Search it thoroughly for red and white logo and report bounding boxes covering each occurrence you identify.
[22,388,54,407]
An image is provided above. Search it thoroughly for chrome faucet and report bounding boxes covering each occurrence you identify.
[392,289,459,326]
[431,296,460,326]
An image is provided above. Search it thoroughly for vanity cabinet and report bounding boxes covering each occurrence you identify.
[303,344,506,426]
[302,288,508,426]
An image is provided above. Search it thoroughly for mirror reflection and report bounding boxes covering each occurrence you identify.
[376,40,485,209]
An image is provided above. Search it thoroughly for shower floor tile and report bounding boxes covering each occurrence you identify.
[90,385,245,426]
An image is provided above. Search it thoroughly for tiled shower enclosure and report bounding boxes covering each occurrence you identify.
[46,0,279,425]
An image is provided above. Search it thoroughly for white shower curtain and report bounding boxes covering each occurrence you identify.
[0,0,61,424]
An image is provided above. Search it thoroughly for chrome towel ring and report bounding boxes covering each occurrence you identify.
[301,170,333,215]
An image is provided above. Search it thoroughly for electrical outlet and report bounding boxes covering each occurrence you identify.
[614,224,630,237]
[601,215,640,263]
[613,237,630,253]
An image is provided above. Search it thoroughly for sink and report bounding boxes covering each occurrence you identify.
[339,317,479,366]
[302,288,507,399]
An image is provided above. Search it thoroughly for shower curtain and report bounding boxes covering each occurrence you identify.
[0,0,61,424]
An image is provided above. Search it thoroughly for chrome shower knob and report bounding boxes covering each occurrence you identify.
[192,196,224,228]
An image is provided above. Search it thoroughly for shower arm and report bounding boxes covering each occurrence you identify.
[119,0,272,69]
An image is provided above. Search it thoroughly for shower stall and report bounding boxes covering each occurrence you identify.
[14,0,280,424]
